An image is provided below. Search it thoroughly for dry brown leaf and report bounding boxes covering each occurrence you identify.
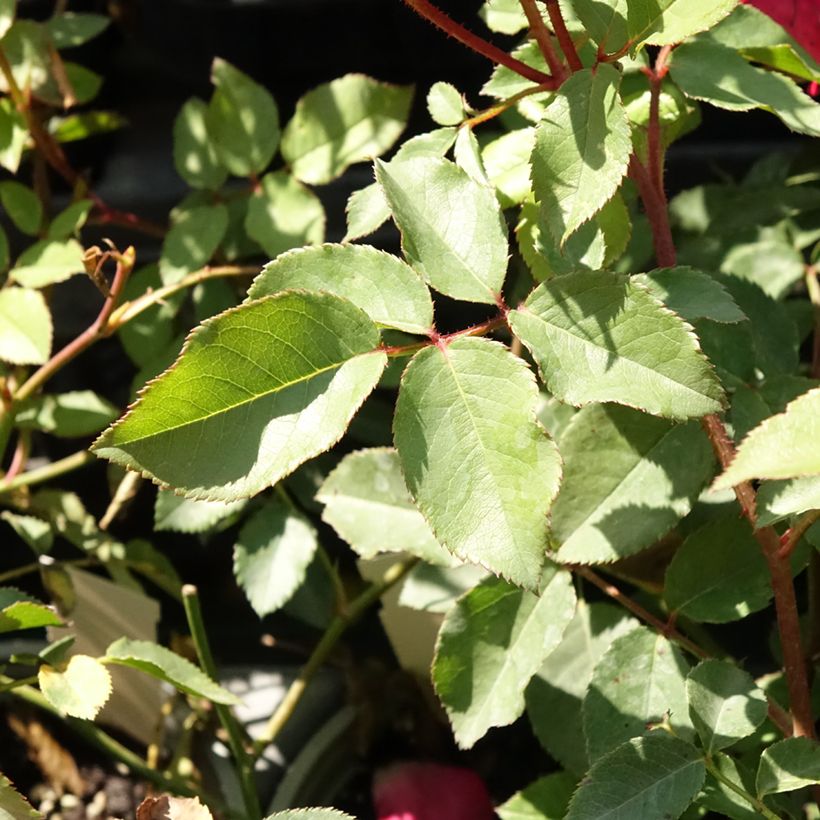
[7,713,85,796]
[136,795,213,820]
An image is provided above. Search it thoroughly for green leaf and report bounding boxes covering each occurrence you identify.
[551,404,714,564]
[701,754,762,820]
[433,568,576,748]
[720,226,805,300]
[173,97,228,190]
[1,511,53,555]
[531,65,631,244]
[0,0,13,40]
[0,773,40,820]
[63,63,101,104]
[159,203,228,285]
[50,110,126,143]
[565,732,705,820]
[2,20,60,106]
[756,737,820,796]
[686,659,768,753]
[46,12,108,47]
[154,490,246,534]
[14,391,118,437]
[0,287,52,365]
[0,225,8,272]
[483,127,535,208]
[398,562,488,613]
[633,267,745,323]
[715,274,798,377]
[10,239,85,288]
[282,74,412,185]
[714,387,820,489]
[453,126,487,185]
[665,513,773,622]
[233,498,317,618]
[0,587,62,633]
[427,81,464,126]
[757,476,820,527]
[47,199,92,240]
[516,197,630,281]
[376,156,509,304]
[123,539,182,600]
[343,127,457,244]
[0,97,28,174]
[509,271,725,420]
[527,602,639,773]
[248,243,433,335]
[573,0,627,52]
[394,337,561,588]
[317,448,455,566]
[709,5,820,82]
[245,171,325,260]
[208,58,279,177]
[669,40,820,137]
[497,772,576,820]
[38,654,111,720]
[92,292,386,501]
[104,637,239,704]
[343,182,389,243]
[482,42,549,102]
[583,627,693,762]
[480,0,528,34]
[0,181,42,235]
[627,0,737,47]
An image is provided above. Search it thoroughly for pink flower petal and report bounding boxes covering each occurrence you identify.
[743,0,820,61]
[373,762,495,820]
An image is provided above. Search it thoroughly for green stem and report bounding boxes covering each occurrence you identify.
[4,678,231,813]
[107,265,258,332]
[705,754,780,820]
[0,675,38,692]
[252,556,419,758]
[0,449,95,495]
[0,557,95,585]
[182,585,262,820]
[14,250,135,406]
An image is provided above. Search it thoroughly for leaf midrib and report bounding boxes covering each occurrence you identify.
[588,751,701,820]
[103,349,382,449]
[440,346,530,582]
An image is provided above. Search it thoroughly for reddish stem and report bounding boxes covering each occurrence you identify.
[574,569,794,738]
[14,249,136,405]
[518,0,566,83]
[575,566,706,658]
[634,50,815,740]
[628,156,677,268]
[401,0,554,86]
[545,0,583,72]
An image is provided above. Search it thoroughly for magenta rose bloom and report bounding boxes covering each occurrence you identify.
[373,762,496,820]
[744,0,820,61]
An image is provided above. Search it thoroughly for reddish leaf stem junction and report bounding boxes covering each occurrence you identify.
[636,50,816,739]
